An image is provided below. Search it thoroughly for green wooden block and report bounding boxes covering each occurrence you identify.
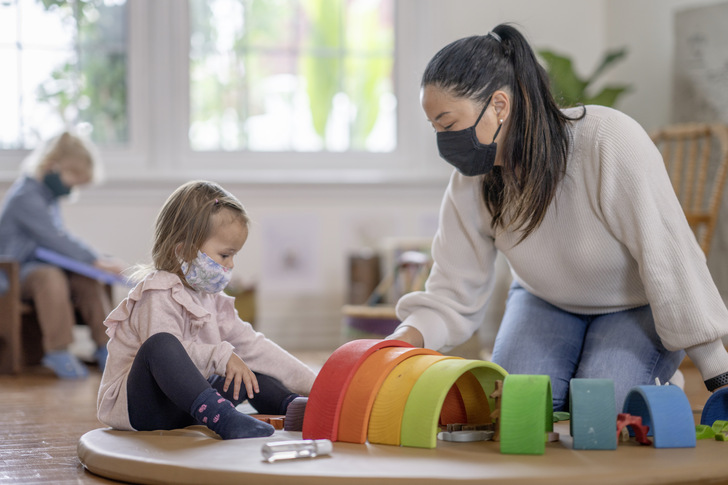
[500,374,552,455]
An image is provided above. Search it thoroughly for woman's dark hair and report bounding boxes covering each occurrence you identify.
[422,23,584,242]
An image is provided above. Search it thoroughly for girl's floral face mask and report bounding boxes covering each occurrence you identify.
[181,250,232,294]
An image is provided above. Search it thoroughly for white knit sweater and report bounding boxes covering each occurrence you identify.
[396,105,728,381]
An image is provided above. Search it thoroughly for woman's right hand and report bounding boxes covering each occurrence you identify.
[385,325,424,348]
[224,352,259,401]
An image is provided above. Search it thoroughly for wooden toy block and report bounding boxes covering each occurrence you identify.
[367,354,459,446]
[251,415,285,429]
[552,411,570,423]
[616,413,651,446]
[710,419,728,434]
[569,378,617,450]
[400,359,507,449]
[700,386,728,426]
[489,380,503,442]
[622,385,696,449]
[437,429,494,442]
[439,385,468,427]
[337,346,439,444]
[302,339,412,441]
[499,374,553,455]
[546,431,560,442]
[695,424,715,440]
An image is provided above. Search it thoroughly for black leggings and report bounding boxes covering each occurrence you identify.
[127,332,296,431]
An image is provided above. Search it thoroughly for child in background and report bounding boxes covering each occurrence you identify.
[97,180,316,439]
[0,131,126,378]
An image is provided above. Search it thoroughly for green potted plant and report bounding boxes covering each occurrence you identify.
[538,48,631,108]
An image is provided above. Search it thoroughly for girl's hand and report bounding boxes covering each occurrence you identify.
[224,353,259,401]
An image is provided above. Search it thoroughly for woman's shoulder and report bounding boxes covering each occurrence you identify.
[566,105,644,134]
[565,105,651,156]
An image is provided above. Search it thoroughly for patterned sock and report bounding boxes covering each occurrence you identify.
[190,388,274,439]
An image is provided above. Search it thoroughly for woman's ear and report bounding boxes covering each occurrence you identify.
[491,90,511,122]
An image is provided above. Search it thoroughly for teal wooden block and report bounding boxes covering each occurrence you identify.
[569,378,617,450]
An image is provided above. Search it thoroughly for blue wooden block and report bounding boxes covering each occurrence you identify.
[622,385,696,448]
[569,378,617,450]
[700,387,728,427]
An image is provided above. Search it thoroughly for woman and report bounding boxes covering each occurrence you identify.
[387,24,728,410]
[0,132,127,378]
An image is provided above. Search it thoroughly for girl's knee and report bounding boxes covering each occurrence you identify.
[140,332,183,354]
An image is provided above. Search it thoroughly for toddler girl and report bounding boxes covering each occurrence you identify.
[97,180,316,439]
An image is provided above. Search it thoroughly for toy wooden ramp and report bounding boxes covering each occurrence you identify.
[78,426,728,485]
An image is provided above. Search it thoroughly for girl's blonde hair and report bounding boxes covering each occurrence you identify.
[20,131,102,183]
[149,180,249,280]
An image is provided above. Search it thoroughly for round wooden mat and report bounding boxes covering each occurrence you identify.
[78,424,728,484]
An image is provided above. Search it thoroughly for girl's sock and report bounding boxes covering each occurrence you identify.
[190,388,274,439]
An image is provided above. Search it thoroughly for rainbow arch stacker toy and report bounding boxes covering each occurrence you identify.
[302,339,508,448]
[303,339,699,453]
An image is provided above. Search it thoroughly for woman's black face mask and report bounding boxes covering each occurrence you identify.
[436,97,502,177]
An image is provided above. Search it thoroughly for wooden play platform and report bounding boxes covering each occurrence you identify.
[78,426,728,485]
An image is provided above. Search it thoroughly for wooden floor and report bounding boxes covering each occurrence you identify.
[0,355,715,484]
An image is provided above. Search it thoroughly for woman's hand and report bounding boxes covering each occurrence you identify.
[385,325,424,348]
[224,353,259,401]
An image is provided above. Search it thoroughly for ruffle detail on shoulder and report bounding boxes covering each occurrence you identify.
[104,271,212,338]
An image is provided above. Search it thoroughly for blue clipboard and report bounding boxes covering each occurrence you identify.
[35,247,133,287]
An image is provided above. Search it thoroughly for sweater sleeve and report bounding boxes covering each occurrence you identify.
[9,184,96,263]
[215,294,316,395]
[395,171,499,351]
[597,110,728,377]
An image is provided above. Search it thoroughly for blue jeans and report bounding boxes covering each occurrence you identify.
[491,282,684,412]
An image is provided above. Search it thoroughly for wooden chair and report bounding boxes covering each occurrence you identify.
[0,259,44,374]
[0,258,113,374]
[650,123,728,255]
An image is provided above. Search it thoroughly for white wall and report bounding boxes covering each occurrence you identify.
[2,0,723,351]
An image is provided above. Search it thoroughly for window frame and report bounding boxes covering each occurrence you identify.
[0,0,450,186]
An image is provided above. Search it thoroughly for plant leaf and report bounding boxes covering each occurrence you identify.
[586,48,628,86]
[538,49,588,107]
[584,85,631,107]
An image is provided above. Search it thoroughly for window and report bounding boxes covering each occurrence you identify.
[188,0,395,153]
[0,0,442,183]
[0,0,128,150]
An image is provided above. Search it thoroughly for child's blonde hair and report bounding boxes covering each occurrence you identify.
[151,180,249,278]
[20,131,102,183]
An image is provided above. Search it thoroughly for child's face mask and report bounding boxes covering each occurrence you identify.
[181,250,233,294]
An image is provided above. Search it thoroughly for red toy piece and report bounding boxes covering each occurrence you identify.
[616,413,651,446]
